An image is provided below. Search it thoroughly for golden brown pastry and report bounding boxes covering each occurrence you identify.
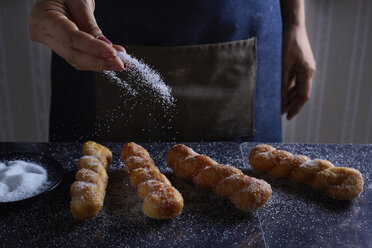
[249,144,364,200]
[82,141,112,170]
[167,144,272,212]
[121,142,184,219]
[70,141,112,220]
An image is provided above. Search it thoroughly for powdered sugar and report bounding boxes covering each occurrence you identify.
[72,181,96,191]
[298,159,316,168]
[102,70,138,96]
[0,160,49,202]
[97,52,177,140]
[103,52,175,106]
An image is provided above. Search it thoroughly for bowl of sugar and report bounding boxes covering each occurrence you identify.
[0,152,64,205]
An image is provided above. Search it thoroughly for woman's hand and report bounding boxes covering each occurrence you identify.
[281,24,316,120]
[280,0,316,120]
[29,0,126,71]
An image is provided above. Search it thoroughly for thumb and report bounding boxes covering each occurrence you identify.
[66,0,107,41]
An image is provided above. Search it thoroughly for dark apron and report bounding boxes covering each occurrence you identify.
[50,0,282,142]
[94,38,256,142]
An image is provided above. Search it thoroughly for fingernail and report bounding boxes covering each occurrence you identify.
[109,65,124,71]
[102,52,116,59]
[97,35,112,45]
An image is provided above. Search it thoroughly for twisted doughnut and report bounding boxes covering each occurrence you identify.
[167,144,272,212]
[249,144,364,200]
[70,141,112,220]
[121,142,183,219]
[82,141,112,170]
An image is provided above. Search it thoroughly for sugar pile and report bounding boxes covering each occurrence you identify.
[0,160,49,202]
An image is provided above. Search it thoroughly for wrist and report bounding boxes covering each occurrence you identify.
[282,12,305,29]
[283,20,305,31]
[283,20,307,36]
[281,0,306,28]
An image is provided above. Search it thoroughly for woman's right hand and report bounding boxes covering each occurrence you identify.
[29,0,125,71]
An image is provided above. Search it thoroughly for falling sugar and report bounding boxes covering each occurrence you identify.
[102,70,138,96]
[102,52,175,107]
[98,52,178,141]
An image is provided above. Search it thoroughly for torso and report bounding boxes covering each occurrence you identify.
[50,0,283,142]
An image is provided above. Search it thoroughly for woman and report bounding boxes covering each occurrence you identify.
[29,0,315,142]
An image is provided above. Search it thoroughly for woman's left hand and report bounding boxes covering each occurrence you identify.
[281,24,316,120]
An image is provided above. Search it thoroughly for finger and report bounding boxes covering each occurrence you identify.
[295,60,315,95]
[112,45,133,69]
[66,0,115,49]
[285,63,314,119]
[41,11,117,59]
[281,75,295,114]
[112,45,126,53]
[286,84,310,120]
[286,86,298,105]
[66,30,117,59]
[43,34,124,71]
[283,91,298,116]
[296,73,313,100]
[282,86,297,115]
[66,0,103,38]
[286,95,307,120]
[281,64,295,112]
[282,100,292,115]
[281,63,291,100]
[284,77,296,104]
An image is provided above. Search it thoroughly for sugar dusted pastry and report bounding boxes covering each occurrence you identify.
[167,144,272,212]
[121,142,183,219]
[70,141,112,220]
[249,144,364,200]
[82,141,112,170]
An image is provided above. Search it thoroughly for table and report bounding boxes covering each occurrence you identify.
[0,142,371,247]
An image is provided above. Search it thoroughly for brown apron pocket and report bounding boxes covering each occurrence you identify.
[94,38,257,142]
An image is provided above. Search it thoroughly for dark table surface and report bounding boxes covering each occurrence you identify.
[0,142,371,248]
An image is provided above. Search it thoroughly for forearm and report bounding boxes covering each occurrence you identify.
[280,0,306,27]
[280,0,316,120]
